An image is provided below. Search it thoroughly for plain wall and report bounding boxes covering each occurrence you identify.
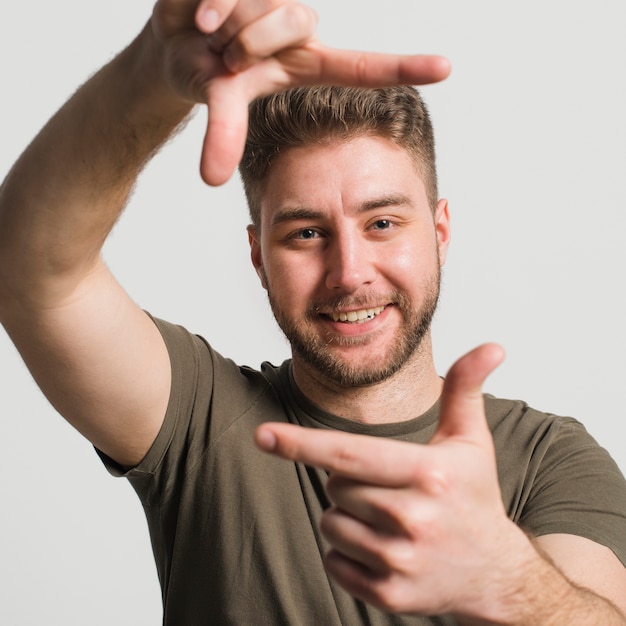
[1,1,624,624]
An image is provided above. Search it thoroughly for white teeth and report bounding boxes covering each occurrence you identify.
[330,306,385,324]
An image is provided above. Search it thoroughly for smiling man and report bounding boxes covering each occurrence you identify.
[1,1,626,624]
[248,127,445,396]
[244,88,445,401]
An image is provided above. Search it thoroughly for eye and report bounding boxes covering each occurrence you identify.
[294,228,319,240]
[371,219,392,231]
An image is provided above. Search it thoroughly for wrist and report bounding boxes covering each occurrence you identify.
[454,524,567,625]
[128,21,196,121]
[455,526,624,626]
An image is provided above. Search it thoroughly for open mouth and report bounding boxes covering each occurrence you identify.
[327,305,386,324]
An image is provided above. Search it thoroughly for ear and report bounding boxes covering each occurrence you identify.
[434,198,451,267]
[247,225,268,289]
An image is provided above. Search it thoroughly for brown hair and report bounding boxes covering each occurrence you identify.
[239,86,438,228]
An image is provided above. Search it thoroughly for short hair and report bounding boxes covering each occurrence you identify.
[239,86,438,228]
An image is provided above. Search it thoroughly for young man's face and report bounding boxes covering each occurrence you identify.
[248,135,450,387]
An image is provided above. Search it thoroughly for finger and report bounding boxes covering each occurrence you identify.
[200,73,251,185]
[326,475,427,535]
[323,549,407,614]
[200,55,291,185]
[199,42,450,184]
[320,507,397,573]
[220,3,317,73]
[195,0,240,33]
[205,0,287,50]
[309,44,451,87]
[324,549,380,603]
[255,422,426,486]
[432,343,505,445]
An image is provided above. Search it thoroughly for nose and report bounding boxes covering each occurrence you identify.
[324,230,377,292]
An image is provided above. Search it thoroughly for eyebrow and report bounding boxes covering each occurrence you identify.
[269,207,323,228]
[360,193,413,212]
[269,194,413,229]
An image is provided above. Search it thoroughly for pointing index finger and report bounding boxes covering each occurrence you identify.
[312,44,451,87]
[255,422,424,487]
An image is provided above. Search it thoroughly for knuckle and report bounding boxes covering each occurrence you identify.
[365,538,392,570]
[422,465,451,496]
[352,53,369,86]
[283,3,317,38]
[279,439,304,461]
[381,495,439,543]
[234,27,256,56]
[325,473,347,500]
[375,491,421,533]
[367,579,407,614]
[336,450,360,475]
[406,457,451,496]
[367,533,416,574]
[377,497,406,527]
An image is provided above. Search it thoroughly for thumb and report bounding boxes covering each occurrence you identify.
[200,75,250,186]
[431,343,505,445]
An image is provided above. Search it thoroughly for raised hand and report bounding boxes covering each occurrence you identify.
[255,344,533,619]
[151,0,451,185]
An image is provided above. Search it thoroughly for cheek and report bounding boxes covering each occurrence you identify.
[383,239,439,286]
[264,252,321,299]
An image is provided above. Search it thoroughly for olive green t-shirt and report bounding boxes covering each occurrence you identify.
[101,318,626,625]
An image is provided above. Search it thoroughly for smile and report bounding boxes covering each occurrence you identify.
[328,305,386,324]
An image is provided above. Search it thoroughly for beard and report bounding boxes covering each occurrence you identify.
[265,268,441,388]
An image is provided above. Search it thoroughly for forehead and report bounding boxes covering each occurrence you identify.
[258,136,428,225]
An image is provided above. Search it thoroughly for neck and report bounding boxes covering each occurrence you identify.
[291,334,442,425]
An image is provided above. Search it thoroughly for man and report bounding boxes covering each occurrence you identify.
[0,0,625,624]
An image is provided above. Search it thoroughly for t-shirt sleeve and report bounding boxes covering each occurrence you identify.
[96,316,217,505]
[97,315,273,507]
[519,416,626,567]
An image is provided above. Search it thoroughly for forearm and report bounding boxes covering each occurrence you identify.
[458,538,626,626]
[0,22,193,309]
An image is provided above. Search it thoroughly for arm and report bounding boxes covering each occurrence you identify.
[0,0,450,467]
[533,534,626,622]
[256,344,626,624]
[0,22,188,467]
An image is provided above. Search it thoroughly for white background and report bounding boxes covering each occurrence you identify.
[1,1,624,624]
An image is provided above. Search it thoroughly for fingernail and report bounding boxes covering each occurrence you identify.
[200,8,220,33]
[256,428,277,452]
